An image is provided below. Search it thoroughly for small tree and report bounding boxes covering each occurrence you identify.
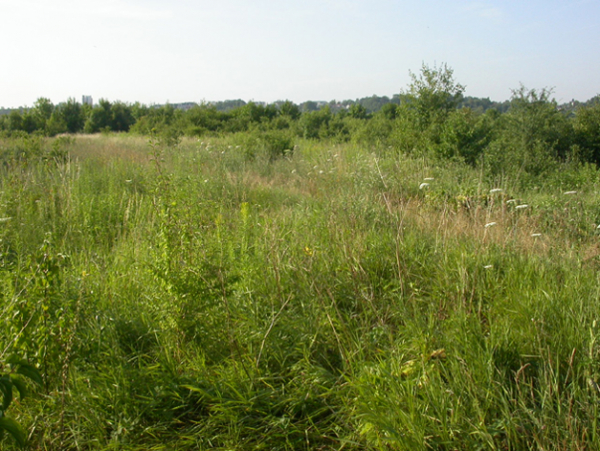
[32,98,54,133]
[279,100,301,120]
[573,100,600,164]
[56,98,85,133]
[84,99,112,133]
[406,63,465,129]
[348,103,369,119]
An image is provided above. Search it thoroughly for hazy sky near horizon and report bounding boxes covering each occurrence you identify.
[1,0,599,108]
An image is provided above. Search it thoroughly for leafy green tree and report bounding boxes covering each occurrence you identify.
[279,100,301,120]
[348,103,369,119]
[573,101,600,164]
[130,104,181,136]
[358,95,391,113]
[484,86,572,177]
[110,102,135,132]
[379,103,399,120]
[182,104,226,136]
[406,63,465,129]
[32,98,54,132]
[300,101,319,113]
[506,86,572,159]
[439,108,494,164]
[21,112,39,134]
[84,99,112,133]
[7,111,24,132]
[56,98,85,133]
[45,111,68,136]
[299,107,332,139]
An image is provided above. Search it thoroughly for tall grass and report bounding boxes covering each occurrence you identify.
[1,134,600,449]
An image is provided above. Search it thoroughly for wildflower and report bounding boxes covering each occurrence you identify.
[319,170,324,174]
[303,246,313,256]
[515,204,529,210]
[506,199,517,204]
[564,191,577,195]
[424,177,435,181]
[125,179,132,183]
[531,233,541,237]
[484,222,497,228]
[489,188,503,194]
[483,265,493,269]
[419,182,430,190]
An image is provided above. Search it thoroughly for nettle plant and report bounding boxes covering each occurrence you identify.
[0,356,42,447]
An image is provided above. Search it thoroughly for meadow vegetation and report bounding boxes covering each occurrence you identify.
[2,66,600,449]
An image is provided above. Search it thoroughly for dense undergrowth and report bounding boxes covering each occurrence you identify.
[1,131,600,449]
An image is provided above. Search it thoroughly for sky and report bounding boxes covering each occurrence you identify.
[1,0,599,108]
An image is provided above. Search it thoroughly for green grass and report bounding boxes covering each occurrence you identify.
[1,134,600,449]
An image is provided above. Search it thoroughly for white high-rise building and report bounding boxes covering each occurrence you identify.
[82,95,93,106]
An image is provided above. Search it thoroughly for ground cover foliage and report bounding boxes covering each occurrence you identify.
[2,66,600,449]
[1,131,600,450]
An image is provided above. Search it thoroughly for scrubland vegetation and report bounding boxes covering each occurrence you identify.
[2,66,600,449]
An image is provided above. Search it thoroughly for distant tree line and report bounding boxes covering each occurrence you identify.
[2,64,600,171]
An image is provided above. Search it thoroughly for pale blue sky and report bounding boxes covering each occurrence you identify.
[1,0,599,108]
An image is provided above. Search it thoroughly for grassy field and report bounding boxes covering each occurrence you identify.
[2,134,600,450]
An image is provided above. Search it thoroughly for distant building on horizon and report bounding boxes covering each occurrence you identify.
[82,95,93,106]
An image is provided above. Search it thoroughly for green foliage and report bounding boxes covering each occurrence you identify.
[0,134,600,448]
[438,108,494,164]
[406,62,465,129]
[5,65,600,450]
[0,357,42,447]
[32,98,54,133]
[484,87,572,180]
[0,133,44,164]
[348,103,369,119]
[573,101,600,164]
[129,104,181,136]
[182,104,226,136]
[278,100,301,120]
[84,99,113,133]
[57,98,85,133]
[299,106,333,139]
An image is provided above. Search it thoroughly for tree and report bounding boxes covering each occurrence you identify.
[506,86,571,160]
[573,101,600,164]
[348,103,369,119]
[406,63,465,129]
[56,98,85,133]
[299,107,332,139]
[84,99,112,133]
[31,97,55,133]
[484,86,572,177]
[279,100,301,120]
[7,111,23,132]
[110,102,135,132]
[379,103,399,120]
